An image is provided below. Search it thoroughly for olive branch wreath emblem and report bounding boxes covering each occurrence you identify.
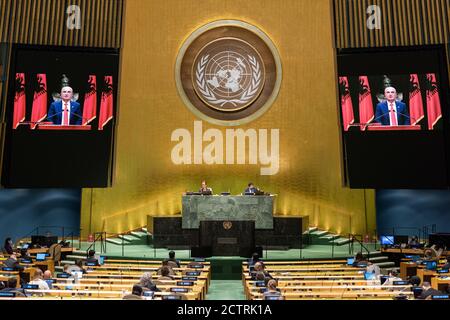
[195,54,262,107]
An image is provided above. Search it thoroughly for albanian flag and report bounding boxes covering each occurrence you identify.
[30,74,47,129]
[98,76,113,130]
[82,75,97,125]
[13,73,26,129]
[426,73,442,130]
[409,74,424,125]
[338,76,354,131]
[358,76,374,130]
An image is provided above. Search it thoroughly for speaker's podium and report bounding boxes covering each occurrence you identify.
[195,220,255,257]
[350,123,421,131]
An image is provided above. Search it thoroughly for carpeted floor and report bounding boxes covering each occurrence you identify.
[75,242,380,260]
[205,280,246,300]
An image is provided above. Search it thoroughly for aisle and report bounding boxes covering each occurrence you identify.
[205,280,246,300]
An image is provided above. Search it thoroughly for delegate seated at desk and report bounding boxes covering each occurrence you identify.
[199,180,213,194]
[244,182,259,194]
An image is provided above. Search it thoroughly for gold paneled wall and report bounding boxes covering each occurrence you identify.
[0,0,123,48]
[80,0,376,237]
[334,0,450,48]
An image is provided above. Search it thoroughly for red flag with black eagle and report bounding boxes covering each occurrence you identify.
[30,74,47,129]
[98,76,113,130]
[82,75,97,125]
[425,73,442,130]
[358,76,374,130]
[409,74,425,125]
[338,76,354,131]
[13,73,26,129]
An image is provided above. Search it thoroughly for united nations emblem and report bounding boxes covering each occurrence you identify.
[223,221,233,230]
[194,38,264,111]
[176,20,282,126]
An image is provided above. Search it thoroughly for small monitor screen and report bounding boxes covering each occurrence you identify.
[380,275,389,285]
[182,277,197,281]
[177,281,194,286]
[36,253,46,261]
[426,261,437,270]
[57,273,70,278]
[393,281,409,285]
[0,292,15,297]
[413,287,423,298]
[185,271,200,276]
[143,291,154,297]
[99,256,105,265]
[163,295,182,300]
[347,257,355,265]
[431,295,450,300]
[364,272,376,280]
[380,236,394,245]
[437,269,449,273]
[22,243,29,249]
[22,284,39,289]
[2,267,14,271]
[171,288,188,293]
[255,281,266,287]
[86,262,97,266]
[265,295,283,300]
[21,259,32,264]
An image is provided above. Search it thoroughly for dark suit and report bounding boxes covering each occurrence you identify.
[245,187,257,194]
[375,101,410,126]
[3,258,24,271]
[47,100,82,125]
[417,288,442,299]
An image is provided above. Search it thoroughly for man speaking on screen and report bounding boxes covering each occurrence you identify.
[374,86,410,126]
[47,86,82,125]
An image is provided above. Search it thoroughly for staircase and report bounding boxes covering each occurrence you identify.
[57,227,152,272]
[304,227,351,246]
[105,227,151,246]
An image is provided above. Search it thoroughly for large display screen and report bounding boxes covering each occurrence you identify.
[337,46,450,188]
[1,45,119,187]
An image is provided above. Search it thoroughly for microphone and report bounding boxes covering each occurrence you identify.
[47,102,90,124]
[362,111,391,130]
[46,109,65,121]
[396,111,416,125]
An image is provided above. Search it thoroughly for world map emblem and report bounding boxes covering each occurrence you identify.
[176,20,282,126]
[194,38,264,111]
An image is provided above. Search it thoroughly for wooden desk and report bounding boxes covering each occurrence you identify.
[431,277,450,291]
[381,248,449,255]
[28,247,74,254]
[416,267,436,284]
[400,261,418,279]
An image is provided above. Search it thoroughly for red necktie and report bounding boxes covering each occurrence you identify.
[389,102,398,126]
[62,103,69,125]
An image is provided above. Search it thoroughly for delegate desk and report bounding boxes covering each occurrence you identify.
[182,194,275,229]
[28,247,74,255]
[400,261,418,279]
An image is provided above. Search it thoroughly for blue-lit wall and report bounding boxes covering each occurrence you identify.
[376,190,450,237]
[0,189,81,244]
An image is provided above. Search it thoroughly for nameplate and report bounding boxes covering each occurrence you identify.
[217,237,237,244]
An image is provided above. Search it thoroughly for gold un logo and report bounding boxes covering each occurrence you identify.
[175,20,282,126]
